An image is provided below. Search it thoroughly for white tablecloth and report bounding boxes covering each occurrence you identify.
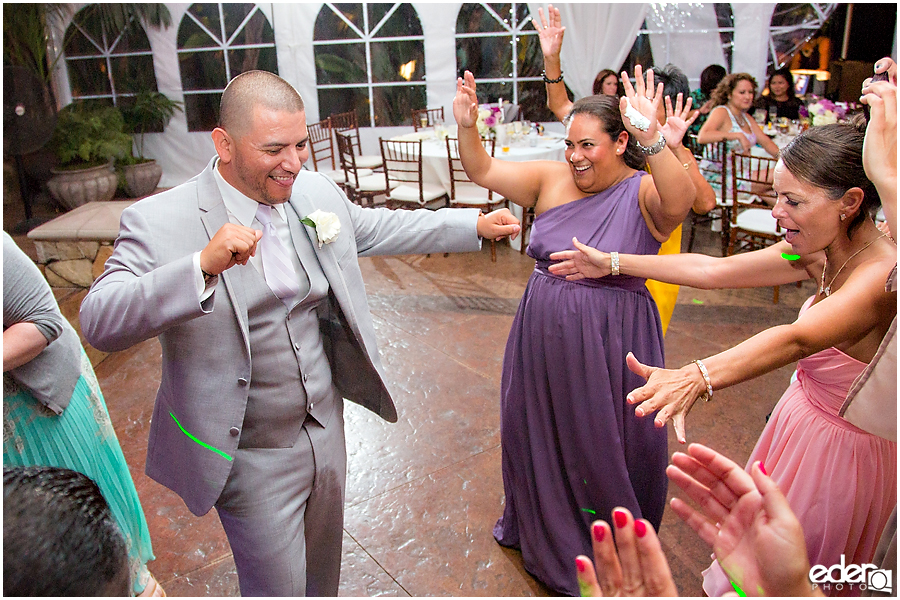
[390,129,567,250]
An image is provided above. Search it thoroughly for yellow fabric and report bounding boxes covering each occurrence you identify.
[645,224,682,336]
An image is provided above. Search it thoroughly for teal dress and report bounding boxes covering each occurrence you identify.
[3,232,155,595]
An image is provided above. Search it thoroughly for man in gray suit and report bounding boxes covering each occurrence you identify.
[80,70,520,596]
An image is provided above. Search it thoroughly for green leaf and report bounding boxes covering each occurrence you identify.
[300,217,316,228]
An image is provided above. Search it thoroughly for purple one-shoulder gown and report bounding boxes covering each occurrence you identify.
[494,172,669,596]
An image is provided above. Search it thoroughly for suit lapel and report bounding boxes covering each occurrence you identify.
[197,160,251,357]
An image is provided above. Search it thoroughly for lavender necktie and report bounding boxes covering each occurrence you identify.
[255,204,301,302]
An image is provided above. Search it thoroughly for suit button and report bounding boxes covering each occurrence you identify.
[229,427,240,436]
[237,378,248,386]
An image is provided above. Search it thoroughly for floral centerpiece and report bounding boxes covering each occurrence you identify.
[476,103,504,138]
[800,97,850,126]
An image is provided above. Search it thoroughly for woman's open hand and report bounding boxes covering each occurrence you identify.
[453,70,479,129]
[619,65,663,146]
[625,353,708,444]
[660,94,697,149]
[535,5,564,61]
[667,444,818,597]
[549,237,611,280]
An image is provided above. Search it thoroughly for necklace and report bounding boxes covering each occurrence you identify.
[819,233,889,296]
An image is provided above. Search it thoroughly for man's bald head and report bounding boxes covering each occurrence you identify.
[218,70,304,139]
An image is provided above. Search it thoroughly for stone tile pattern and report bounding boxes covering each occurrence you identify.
[43,221,814,597]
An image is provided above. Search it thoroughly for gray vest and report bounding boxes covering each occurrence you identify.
[237,203,339,448]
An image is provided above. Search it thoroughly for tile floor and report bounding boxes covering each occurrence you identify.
[5,184,817,596]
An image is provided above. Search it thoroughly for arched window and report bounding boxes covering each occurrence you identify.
[314,3,425,127]
[177,3,277,132]
[769,4,838,71]
[455,3,554,122]
[63,6,158,107]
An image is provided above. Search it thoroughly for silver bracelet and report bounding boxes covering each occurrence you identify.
[636,132,666,156]
[610,252,620,276]
[692,359,713,402]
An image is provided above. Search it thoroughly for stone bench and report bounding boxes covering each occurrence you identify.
[27,200,135,288]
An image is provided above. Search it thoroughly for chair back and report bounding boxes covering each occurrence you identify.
[412,107,445,131]
[445,137,497,207]
[379,138,449,208]
[330,110,362,154]
[307,117,336,171]
[730,152,779,222]
[335,130,365,188]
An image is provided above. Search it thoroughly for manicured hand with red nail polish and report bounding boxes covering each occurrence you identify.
[666,443,821,597]
[574,507,678,596]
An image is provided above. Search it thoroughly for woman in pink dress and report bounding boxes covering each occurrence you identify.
[549,118,896,596]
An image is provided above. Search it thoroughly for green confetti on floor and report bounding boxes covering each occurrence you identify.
[692,299,704,305]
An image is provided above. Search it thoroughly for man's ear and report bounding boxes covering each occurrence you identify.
[211,128,233,163]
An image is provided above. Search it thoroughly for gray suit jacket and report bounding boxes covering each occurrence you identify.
[80,158,481,515]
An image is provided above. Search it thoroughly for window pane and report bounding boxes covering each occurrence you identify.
[179,50,227,90]
[228,47,278,77]
[179,13,217,49]
[371,4,423,37]
[373,85,426,126]
[619,30,654,75]
[317,87,370,126]
[457,4,506,34]
[314,44,368,85]
[315,4,363,40]
[371,40,424,83]
[230,8,275,46]
[517,34,542,77]
[64,23,101,57]
[224,3,255,40]
[187,3,223,43]
[67,58,112,97]
[517,81,557,122]
[110,55,158,94]
[515,3,534,30]
[458,35,512,78]
[184,92,222,132]
[487,4,513,29]
[110,21,152,54]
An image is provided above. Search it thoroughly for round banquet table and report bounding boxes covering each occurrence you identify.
[390,128,567,251]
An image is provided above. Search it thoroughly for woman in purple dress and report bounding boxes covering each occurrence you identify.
[453,67,697,595]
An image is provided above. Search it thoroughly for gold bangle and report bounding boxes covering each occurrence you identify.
[692,359,713,402]
[610,251,620,276]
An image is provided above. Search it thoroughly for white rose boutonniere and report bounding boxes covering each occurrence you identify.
[301,210,341,248]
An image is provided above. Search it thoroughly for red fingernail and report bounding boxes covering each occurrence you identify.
[576,556,587,573]
[758,462,767,475]
[634,520,647,538]
[613,509,628,528]
[593,523,605,542]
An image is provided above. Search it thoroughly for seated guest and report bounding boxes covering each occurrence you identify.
[550,117,897,596]
[688,64,727,137]
[698,73,780,157]
[755,67,802,124]
[4,466,131,596]
[593,68,622,97]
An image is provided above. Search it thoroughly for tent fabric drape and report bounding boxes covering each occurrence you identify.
[528,3,649,100]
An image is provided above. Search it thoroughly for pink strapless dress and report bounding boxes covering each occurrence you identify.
[703,297,897,597]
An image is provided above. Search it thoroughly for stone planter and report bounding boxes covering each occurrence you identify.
[122,159,163,198]
[47,162,118,210]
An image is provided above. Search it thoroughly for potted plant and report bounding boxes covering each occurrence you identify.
[46,102,133,209]
[118,90,183,197]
